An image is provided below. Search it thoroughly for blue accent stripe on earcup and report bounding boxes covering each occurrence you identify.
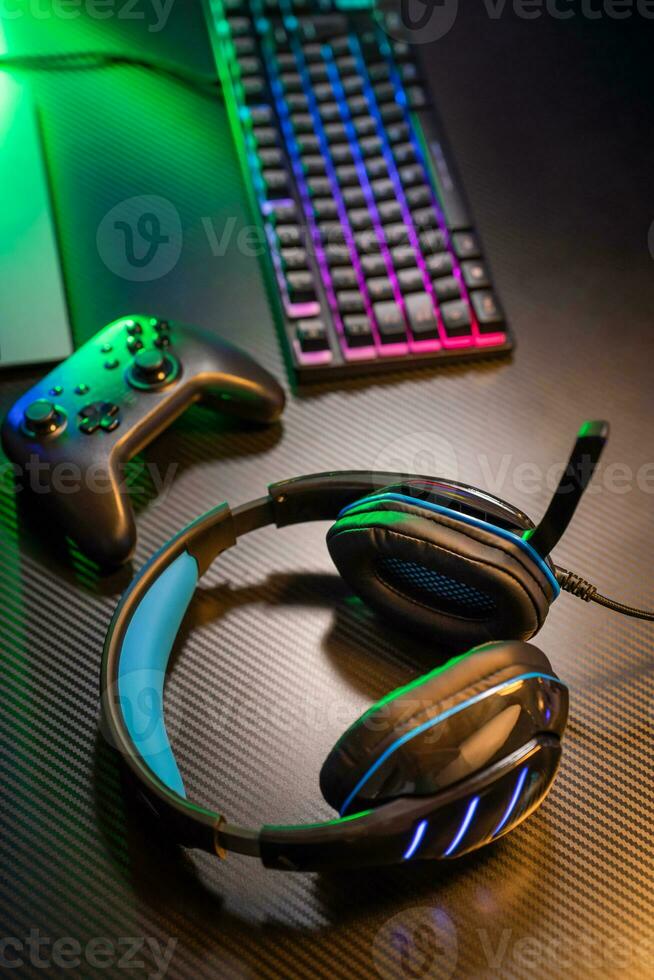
[338,493,560,598]
[118,551,199,797]
[339,671,566,816]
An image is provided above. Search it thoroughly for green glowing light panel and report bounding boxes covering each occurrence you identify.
[0,22,71,368]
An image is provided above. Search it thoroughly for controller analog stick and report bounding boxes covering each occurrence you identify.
[23,399,64,437]
[127,348,179,390]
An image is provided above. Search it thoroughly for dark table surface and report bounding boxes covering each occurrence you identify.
[2,4,654,978]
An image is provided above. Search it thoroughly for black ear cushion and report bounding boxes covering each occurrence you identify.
[327,498,556,648]
[320,640,555,812]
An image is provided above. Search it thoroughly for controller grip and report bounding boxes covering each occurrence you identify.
[194,333,286,424]
[56,462,137,566]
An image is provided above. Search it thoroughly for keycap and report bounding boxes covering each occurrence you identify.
[391,245,416,267]
[440,299,472,336]
[303,155,327,176]
[331,266,359,289]
[234,36,256,56]
[291,113,314,133]
[253,127,278,148]
[268,202,297,223]
[287,271,317,303]
[452,230,481,258]
[259,147,284,167]
[399,165,423,187]
[297,135,321,153]
[433,276,462,302]
[324,122,347,142]
[309,176,333,197]
[420,228,447,253]
[381,103,403,123]
[385,223,410,247]
[374,300,406,344]
[398,267,424,293]
[426,252,454,278]
[297,319,329,352]
[325,243,351,266]
[243,78,266,102]
[337,290,366,313]
[263,169,290,194]
[249,105,274,125]
[319,222,346,245]
[281,71,304,93]
[366,157,388,179]
[320,102,342,122]
[387,122,410,143]
[354,116,378,137]
[367,277,394,301]
[405,185,431,208]
[371,177,395,201]
[412,206,437,229]
[331,144,353,164]
[405,292,439,338]
[343,76,364,95]
[407,85,428,108]
[361,253,387,277]
[276,224,303,247]
[368,62,390,82]
[360,135,383,157]
[343,185,367,208]
[355,229,381,253]
[374,81,395,102]
[471,290,504,331]
[377,200,403,223]
[347,95,369,116]
[336,164,359,185]
[281,247,309,271]
[313,198,340,220]
[462,260,491,289]
[287,93,310,112]
[344,314,374,347]
[314,82,333,101]
[238,56,263,77]
[394,142,416,166]
[348,208,373,231]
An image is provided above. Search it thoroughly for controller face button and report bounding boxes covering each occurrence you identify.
[75,384,90,396]
[104,359,120,371]
[127,349,180,390]
[101,343,113,354]
[49,385,64,397]
[125,320,143,335]
[153,319,170,333]
[154,335,171,349]
[78,402,121,435]
[23,399,65,437]
[127,336,144,354]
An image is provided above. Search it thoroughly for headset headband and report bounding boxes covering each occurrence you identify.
[101,469,562,872]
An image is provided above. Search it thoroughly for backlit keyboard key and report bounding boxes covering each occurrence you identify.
[441,299,472,337]
[452,230,481,258]
[297,319,329,352]
[344,314,374,347]
[433,276,462,302]
[374,301,406,344]
[405,292,439,339]
[367,277,395,301]
[462,260,491,289]
[331,266,359,289]
[337,290,366,314]
[471,290,505,331]
[398,267,424,293]
[287,271,317,303]
[426,252,454,278]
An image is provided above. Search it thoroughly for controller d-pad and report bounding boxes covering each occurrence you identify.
[127,348,180,390]
[78,402,121,435]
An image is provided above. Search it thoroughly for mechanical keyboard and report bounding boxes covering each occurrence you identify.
[205,0,512,383]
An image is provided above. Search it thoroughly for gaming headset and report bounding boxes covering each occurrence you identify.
[101,421,653,872]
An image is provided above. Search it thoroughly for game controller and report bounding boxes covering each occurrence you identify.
[1,315,286,566]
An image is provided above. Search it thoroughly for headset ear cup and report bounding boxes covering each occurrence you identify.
[319,641,565,815]
[327,498,556,648]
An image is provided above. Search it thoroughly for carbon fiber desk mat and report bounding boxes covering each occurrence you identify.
[2,5,654,979]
